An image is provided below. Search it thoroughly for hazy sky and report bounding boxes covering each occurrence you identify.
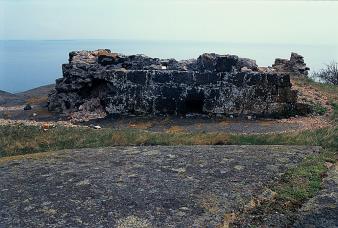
[1,0,338,46]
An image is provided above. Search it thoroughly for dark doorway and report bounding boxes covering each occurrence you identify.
[184,93,204,113]
[185,98,204,113]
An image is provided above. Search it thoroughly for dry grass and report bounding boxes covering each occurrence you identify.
[26,96,48,105]
[219,120,230,127]
[166,126,186,133]
[0,151,57,165]
[258,121,275,127]
[33,108,53,116]
[0,123,336,158]
[128,122,153,130]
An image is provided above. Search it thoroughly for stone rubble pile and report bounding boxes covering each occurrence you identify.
[272,52,310,76]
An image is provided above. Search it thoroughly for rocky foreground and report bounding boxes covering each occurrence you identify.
[0,145,322,227]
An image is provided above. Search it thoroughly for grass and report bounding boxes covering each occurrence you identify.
[240,149,336,226]
[275,150,335,202]
[0,123,336,158]
[331,102,338,122]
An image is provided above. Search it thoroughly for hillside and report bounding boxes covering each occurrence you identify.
[0,90,24,106]
[15,84,55,100]
[0,84,55,107]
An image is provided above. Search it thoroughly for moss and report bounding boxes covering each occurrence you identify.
[275,152,331,202]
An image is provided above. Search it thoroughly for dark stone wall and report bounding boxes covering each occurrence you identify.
[48,50,299,117]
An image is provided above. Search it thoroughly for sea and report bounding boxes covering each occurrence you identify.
[0,39,337,93]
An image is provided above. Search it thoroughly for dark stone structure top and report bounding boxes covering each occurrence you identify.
[272,52,310,76]
[48,50,302,117]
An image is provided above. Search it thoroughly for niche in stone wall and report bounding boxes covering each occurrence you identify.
[78,79,110,99]
[184,90,205,114]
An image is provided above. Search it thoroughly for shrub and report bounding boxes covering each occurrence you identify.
[312,103,328,115]
[312,61,338,85]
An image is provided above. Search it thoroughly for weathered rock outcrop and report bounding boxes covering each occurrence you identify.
[49,50,303,117]
[272,52,310,76]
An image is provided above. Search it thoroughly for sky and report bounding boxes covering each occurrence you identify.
[1,0,338,46]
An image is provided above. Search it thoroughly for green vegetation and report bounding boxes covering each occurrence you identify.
[275,150,335,202]
[331,102,338,122]
[312,102,328,115]
[242,149,336,227]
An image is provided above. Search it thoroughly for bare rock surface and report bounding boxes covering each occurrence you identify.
[0,145,320,227]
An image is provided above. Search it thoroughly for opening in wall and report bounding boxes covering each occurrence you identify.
[184,93,204,114]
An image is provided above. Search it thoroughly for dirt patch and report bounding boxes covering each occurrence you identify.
[277,116,330,132]
[292,79,333,114]
[85,115,329,135]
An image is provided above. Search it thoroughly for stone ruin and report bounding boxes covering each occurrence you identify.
[48,50,310,118]
[272,52,310,76]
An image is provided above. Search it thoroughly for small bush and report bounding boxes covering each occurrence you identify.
[312,61,338,85]
[312,103,328,115]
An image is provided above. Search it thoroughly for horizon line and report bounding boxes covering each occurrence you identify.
[0,39,336,47]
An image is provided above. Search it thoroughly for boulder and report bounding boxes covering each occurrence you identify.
[24,104,32,110]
